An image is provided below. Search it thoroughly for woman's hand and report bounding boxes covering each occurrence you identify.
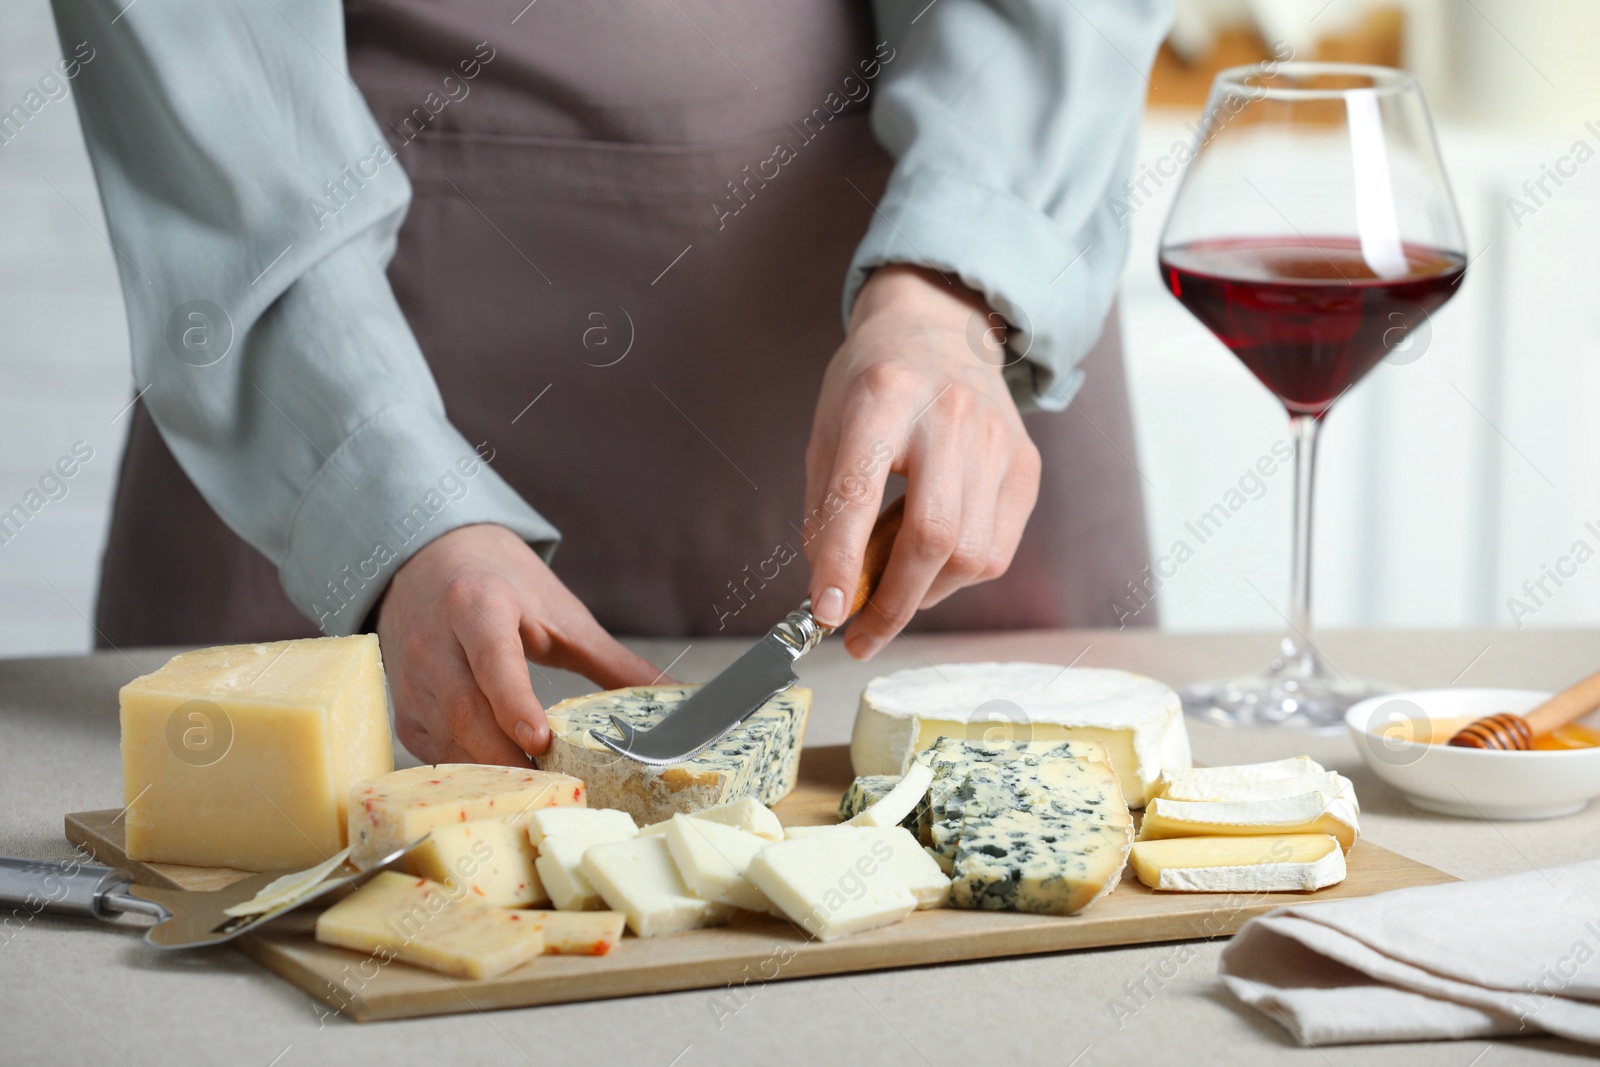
[804,265,1041,657]
[375,523,663,765]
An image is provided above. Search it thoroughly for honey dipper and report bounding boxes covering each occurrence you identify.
[1447,669,1600,750]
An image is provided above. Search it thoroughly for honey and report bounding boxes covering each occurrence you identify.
[1531,723,1600,751]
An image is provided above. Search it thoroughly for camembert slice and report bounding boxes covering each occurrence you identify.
[1128,834,1346,892]
[1139,791,1360,852]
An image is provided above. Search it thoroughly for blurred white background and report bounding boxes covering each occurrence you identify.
[3,0,1599,656]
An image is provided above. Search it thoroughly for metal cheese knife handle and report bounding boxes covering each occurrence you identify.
[594,496,905,766]
[0,854,163,923]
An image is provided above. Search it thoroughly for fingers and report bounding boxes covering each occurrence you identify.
[450,579,551,758]
[843,414,964,658]
[550,613,670,692]
[435,655,535,766]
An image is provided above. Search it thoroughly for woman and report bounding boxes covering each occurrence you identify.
[56,0,1168,764]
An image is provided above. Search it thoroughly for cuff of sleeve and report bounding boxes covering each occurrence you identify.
[279,404,560,635]
[842,167,1097,413]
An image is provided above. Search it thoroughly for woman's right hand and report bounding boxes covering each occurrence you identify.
[375,523,664,765]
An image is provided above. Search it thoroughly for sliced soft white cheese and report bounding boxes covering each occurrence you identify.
[851,825,950,908]
[850,663,1189,806]
[1160,770,1354,806]
[850,759,933,828]
[581,835,733,937]
[1129,834,1346,892]
[1139,791,1360,852]
[662,814,771,912]
[1156,757,1325,798]
[530,808,639,911]
[747,832,916,941]
[685,797,784,842]
[526,807,638,846]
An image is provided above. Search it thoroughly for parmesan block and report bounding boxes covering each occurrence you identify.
[314,872,544,980]
[119,635,393,871]
[1139,792,1360,852]
[662,814,771,912]
[948,759,1133,915]
[688,797,785,842]
[838,774,901,821]
[408,817,545,907]
[851,663,1189,806]
[520,910,627,955]
[529,808,640,911]
[348,764,585,869]
[1128,834,1347,892]
[747,831,917,940]
[850,760,934,829]
[581,835,734,937]
[540,686,811,824]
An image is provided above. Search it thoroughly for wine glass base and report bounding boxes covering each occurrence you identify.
[1180,671,1394,731]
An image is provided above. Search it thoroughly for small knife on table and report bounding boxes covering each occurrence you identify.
[592,496,905,765]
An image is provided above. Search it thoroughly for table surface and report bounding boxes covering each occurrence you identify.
[2,629,1595,1066]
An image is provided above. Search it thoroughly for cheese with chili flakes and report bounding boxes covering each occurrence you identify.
[348,764,584,869]
[315,872,544,980]
[520,910,627,955]
[407,817,547,907]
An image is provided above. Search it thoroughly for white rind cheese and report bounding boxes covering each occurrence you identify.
[948,758,1133,915]
[1139,791,1360,852]
[1157,757,1325,798]
[851,663,1188,806]
[581,835,733,937]
[1129,834,1346,892]
[851,760,934,828]
[1159,770,1357,809]
[541,686,811,825]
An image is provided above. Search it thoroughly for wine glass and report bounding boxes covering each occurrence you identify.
[1158,62,1467,729]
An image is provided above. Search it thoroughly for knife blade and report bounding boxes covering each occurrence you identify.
[591,496,905,765]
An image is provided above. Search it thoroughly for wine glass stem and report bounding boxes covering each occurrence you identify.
[1282,413,1322,676]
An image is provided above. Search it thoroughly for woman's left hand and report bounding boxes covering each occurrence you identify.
[802,264,1041,658]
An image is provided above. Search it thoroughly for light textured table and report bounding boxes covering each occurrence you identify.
[2,629,1595,1066]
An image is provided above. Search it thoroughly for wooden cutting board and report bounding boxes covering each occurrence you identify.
[66,745,1452,1022]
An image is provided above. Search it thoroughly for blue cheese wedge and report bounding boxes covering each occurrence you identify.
[541,686,811,825]
[838,775,902,821]
[1128,834,1346,892]
[851,663,1189,806]
[948,759,1133,915]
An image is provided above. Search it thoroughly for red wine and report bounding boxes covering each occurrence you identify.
[1159,236,1466,415]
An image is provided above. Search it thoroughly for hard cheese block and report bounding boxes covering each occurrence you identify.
[349,765,585,869]
[948,758,1133,916]
[1128,834,1347,892]
[315,872,544,980]
[851,663,1189,806]
[747,829,917,940]
[120,635,393,871]
[540,686,811,824]
[407,817,545,907]
[581,834,734,937]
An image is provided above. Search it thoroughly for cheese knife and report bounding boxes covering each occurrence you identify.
[592,496,904,765]
[0,838,420,950]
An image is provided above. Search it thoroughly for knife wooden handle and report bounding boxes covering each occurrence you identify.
[846,496,905,620]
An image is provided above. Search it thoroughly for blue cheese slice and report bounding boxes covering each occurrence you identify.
[838,775,902,821]
[948,759,1133,915]
[540,686,811,825]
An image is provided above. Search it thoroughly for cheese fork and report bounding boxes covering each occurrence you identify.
[0,839,420,950]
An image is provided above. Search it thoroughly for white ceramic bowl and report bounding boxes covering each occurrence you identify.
[1346,688,1600,820]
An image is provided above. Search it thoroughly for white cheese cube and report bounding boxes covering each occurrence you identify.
[527,807,638,846]
[580,835,733,937]
[1128,834,1346,892]
[662,814,771,912]
[850,760,934,828]
[747,833,916,941]
[851,663,1189,806]
[530,809,639,911]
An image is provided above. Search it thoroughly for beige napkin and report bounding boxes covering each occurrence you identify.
[1219,859,1600,1046]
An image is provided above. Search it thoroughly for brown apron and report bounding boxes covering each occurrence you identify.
[95,0,1153,646]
